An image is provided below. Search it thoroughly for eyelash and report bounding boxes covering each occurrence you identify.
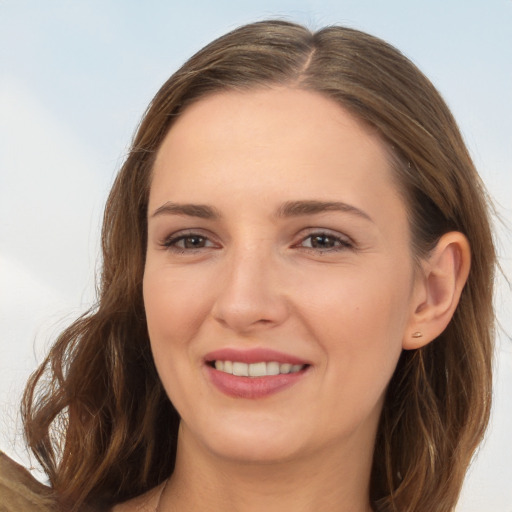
[160,230,354,254]
[295,231,354,252]
[161,232,216,254]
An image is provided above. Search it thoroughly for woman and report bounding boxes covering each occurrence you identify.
[6,20,495,512]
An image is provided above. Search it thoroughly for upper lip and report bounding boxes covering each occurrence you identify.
[204,348,310,366]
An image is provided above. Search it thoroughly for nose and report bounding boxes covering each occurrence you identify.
[211,246,290,334]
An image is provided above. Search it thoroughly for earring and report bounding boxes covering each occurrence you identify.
[412,331,423,338]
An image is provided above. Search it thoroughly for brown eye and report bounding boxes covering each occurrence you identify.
[182,235,207,248]
[162,233,216,252]
[309,235,338,248]
[299,232,352,251]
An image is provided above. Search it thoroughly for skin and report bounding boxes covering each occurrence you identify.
[114,87,470,511]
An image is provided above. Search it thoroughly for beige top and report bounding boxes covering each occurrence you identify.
[0,451,164,512]
[0,451,56,512]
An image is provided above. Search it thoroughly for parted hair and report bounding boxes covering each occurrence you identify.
[22,20,495,512]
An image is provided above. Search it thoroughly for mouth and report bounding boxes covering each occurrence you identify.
[208,360,307,377]
[203,348,311,399]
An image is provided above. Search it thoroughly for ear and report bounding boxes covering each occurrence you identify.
[403,231,471,350]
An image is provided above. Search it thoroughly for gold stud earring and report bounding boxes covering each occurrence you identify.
[412,331,423,338]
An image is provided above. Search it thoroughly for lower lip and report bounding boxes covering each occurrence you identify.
[205,365,308,399]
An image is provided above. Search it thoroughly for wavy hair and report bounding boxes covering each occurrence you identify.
[22,20,495,512]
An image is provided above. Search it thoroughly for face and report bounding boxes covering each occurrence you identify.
[143,88,419,465]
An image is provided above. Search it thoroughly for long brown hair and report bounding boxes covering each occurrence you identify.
[22,20,496,511]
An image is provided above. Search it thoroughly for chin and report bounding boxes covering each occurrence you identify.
[184,415,312,464]
[211,438,304,465]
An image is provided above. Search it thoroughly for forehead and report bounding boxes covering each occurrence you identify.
[158,87,386,158]
[150,87,404,220]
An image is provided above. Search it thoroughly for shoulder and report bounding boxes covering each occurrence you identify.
[0,451,56,511]
[0,450,165,512]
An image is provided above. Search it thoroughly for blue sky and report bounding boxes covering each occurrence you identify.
[1,2,511,510]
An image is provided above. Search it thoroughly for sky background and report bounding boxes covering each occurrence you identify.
[0,1,511,510]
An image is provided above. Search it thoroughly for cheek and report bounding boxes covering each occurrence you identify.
[142,264,215,380]
[144,265,210,335]
[299,261,410,332]
[295,261,412,378]
[143,264,216,413]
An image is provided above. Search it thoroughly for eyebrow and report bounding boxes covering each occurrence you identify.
[276,200,373,222]
[150,199,373,222]
[151,202,221,219]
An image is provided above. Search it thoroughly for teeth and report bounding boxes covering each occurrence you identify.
[266,361,280,375]
[249,361,267,377]
[233,362,249,376]
[213,361,305,377]
[280,363,292,374]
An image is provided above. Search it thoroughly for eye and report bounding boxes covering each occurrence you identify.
[177,235,208,249]
[298,232,353,251]
[161,232,217,252]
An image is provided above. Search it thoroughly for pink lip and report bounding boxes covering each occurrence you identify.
[205,365,309,399]
[204,348,309,365]
[203,348,310,399]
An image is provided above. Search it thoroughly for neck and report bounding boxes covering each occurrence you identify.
[159,425,374,512]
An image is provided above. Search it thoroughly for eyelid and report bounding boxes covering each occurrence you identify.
[157,227,355,253]
[293,228,355,251]
[160,229,221,251]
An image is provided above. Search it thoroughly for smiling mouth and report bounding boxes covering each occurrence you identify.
[210,360,307,377]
